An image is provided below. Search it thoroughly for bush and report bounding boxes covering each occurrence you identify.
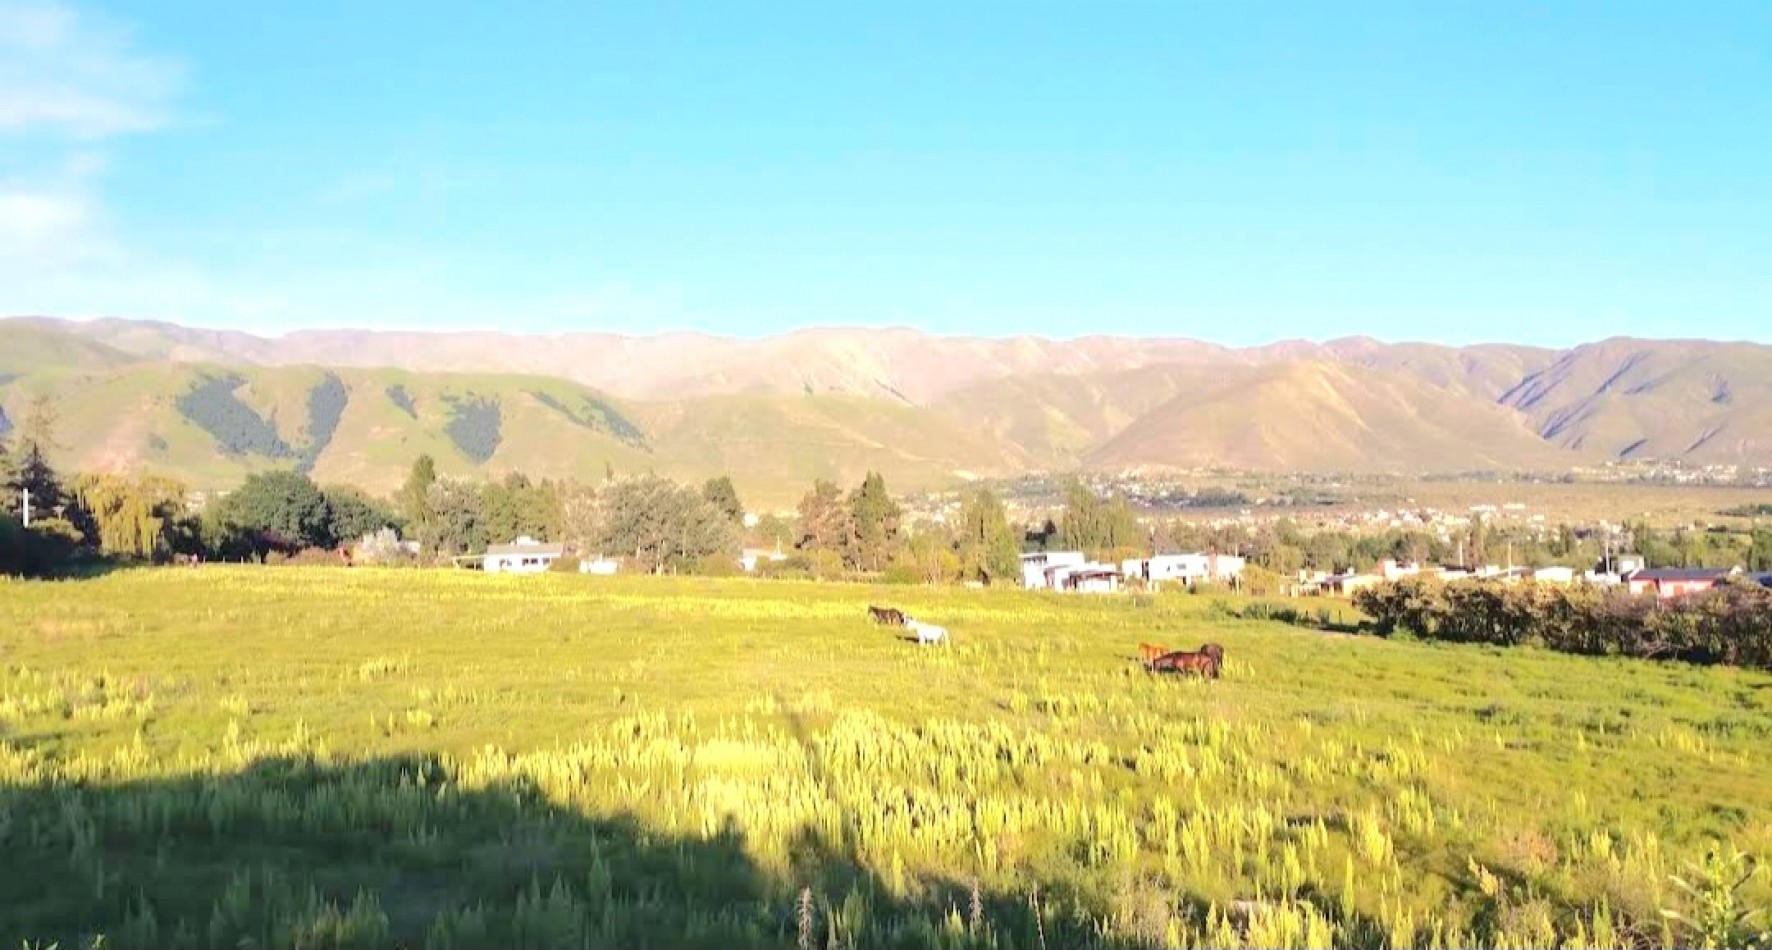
[687,555,739,577]
[754,556,813,581]
[0,513,24,575]
[20,518,85,575]
[880,564,923,585]
[1354,577,1772,669]
[549,555,582,574]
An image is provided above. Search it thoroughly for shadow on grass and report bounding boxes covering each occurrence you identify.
[0,752,1125,950]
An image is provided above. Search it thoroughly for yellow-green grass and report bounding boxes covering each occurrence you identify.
[0,569,1766,948]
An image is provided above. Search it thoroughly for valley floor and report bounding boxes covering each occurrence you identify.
[0,569,1767,948]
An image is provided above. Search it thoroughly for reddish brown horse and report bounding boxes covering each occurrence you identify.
[1149,644,1224,679]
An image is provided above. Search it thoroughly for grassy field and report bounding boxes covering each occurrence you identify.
[0,569,1767,948]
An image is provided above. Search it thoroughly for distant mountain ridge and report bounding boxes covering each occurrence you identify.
[2,317,1767,504]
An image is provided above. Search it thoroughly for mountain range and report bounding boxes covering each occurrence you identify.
[2,316,1767,506]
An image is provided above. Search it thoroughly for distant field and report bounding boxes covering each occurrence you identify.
[1139,476,1772,528]
[1,570,1767,948]
[1393,480,1771,527]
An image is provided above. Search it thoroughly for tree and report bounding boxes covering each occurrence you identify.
[955,487,1020,585]
[796,479,850,552]
[591,474,735,573]
[1304,532,1351,573]
[899,530,960,585]
[3,394,67,521]
[1057,480,1143,559]
[1258,542,1305,576]
[1057,480,1104,553]
[702,476,745,525]
[398,455,437,550]
[427,478,489,559]
[1751,526,1772,572]
[557,482,602,554]
[846,471,901,572]
[481,472,557,544]
[322,486,402,544]
[73,474,188,560]
[752,513,794,548]
[214,470,334,550]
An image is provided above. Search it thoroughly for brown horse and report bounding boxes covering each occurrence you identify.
[868,605,907,626]
[1149,645,1223,679]
[1138,643,1171,667]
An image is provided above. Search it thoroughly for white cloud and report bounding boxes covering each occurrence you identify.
[0,1,194,318]
[0,0,183,138]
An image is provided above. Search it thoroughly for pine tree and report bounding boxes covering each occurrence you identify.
[846,471,901,572]
[8,394,67,518]
[702,476,745,524]
[398,454,437,554]
[795,479,849,552]
[956,487,1020,585]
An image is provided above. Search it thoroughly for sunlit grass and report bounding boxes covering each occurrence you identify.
[0,567,1766,948]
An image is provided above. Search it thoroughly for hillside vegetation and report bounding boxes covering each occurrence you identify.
[0,569,1766,948]
[3,319,1770,499]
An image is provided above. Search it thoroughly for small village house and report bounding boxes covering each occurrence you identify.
[481,536,564,574]
[1320,573,1383,596]
[1021,551,1086,589]
[580,556,620,575]
[1121,552,1247,586]
[740,546,788,572]
[1624,567,1740,599]
[1063,564,1123,593]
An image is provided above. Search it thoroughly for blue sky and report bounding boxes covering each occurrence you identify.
[2,1,1768,345]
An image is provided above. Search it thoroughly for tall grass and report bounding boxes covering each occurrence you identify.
[0,568,1766,948]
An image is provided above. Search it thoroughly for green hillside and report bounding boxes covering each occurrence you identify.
[631,393,1015,506]
[0,322,140,375]
[0,361,658,494]
[0,351,1008,505]
[7,319,1769,498]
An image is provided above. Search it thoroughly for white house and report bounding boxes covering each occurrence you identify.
[1530,565,1576,584]
[1021,551,1086,589]
[580,556,620,575]
[1121,552,1246,586]
[1064,565,1123,593]
[1376,559,1421,581]
[483,536,564,574]
[740,546,788,572]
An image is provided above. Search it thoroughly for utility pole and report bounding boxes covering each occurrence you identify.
[19,487,29,528]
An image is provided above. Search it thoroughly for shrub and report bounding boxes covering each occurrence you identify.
[177,374,293,459]
[444,396,502,463]
[688,555,739,577]
[1356,577,1772,670]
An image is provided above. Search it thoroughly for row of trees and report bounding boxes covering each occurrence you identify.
[1110,515,1772,578]
[1,394,410,573]
[789,473,1025,585]
[395,455,748,573]
[1354,576,1772,670]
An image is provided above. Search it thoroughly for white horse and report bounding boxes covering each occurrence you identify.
[906,619,948,645]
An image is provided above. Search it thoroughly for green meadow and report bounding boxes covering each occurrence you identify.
[0,569,1766,948]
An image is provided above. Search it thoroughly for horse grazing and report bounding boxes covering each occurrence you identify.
[1149,645,1222,679]
[907,619,948,645]
[1138,643,1171,667]
[868,605,907,626]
